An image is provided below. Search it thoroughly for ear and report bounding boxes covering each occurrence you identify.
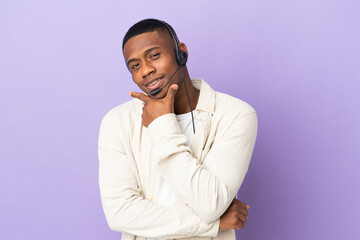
[178,42,188,57]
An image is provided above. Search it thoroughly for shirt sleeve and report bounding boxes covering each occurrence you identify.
[98,111,220,238]
[147,111,257,223]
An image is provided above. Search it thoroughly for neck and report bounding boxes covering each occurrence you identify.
[174,67,200,115]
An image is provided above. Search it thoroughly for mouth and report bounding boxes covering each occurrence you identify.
[146,76,164,91]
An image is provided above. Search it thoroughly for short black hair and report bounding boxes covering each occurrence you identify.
[122,18,176,50]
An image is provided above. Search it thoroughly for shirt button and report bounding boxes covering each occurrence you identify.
[149,196,154,201]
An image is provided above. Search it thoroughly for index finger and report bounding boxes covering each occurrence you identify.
[129,91,150,103]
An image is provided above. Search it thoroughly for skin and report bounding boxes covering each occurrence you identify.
[220,198,250,230]
[123,30,249,230]
[123,31,199,119]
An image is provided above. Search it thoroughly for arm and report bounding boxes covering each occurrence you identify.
[147,111,257,223]
[98,111,220,238]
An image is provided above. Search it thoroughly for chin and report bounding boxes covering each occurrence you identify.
[151,90,166,99]
[153,93,166,99]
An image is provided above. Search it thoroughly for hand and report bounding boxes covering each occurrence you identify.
[219,198,250,231]
[129,84,178,127]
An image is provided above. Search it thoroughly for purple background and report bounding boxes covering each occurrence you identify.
[1,0,359,239]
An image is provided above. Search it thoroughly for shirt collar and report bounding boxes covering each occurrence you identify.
[191,79,215,114]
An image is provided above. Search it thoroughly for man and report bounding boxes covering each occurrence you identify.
[98,19,257,240]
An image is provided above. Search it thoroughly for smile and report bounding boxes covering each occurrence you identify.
[146,77,164,90]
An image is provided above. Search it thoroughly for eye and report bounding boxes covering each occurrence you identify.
[130,63,140,71]
[150,53,160,60]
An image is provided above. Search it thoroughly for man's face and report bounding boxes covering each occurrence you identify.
[123,31,179,99]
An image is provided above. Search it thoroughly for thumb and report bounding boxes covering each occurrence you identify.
[165,84,178,102]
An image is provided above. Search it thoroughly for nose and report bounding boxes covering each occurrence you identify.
[142,60,155,78]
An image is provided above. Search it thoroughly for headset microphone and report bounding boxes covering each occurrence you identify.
[150,66,180,96]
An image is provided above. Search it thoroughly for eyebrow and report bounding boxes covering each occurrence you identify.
[126,47,161,67]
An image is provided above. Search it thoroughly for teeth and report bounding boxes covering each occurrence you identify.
[149,79,159,86]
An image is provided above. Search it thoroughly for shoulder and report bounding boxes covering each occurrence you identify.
[106,99,143,119]
[100,99,143,132]
[211,91,258,140]
[214,91,256,118]
[195,79,255,118]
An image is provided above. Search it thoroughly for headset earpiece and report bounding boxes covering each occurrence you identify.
[176,50,188,66]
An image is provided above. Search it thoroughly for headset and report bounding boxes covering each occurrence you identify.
[149,20,195,134]
[161,21,188,67]
[149,21,187,95]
